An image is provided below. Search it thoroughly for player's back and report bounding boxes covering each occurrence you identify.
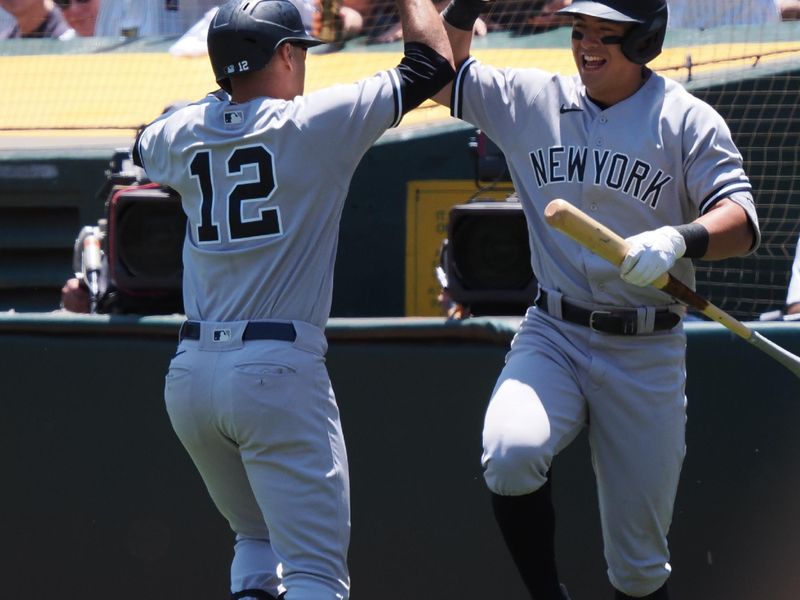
[137,87,387,326]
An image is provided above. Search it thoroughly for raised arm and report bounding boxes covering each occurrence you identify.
[391,0,456,115]
[432,0,488,106]
[398,0,454,63]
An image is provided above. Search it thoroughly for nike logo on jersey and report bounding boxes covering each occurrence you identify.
[529,146,673,208]
[560,104,583,113]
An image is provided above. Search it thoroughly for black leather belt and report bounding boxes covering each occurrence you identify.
[179,321,296,342]
[535,291,680,335]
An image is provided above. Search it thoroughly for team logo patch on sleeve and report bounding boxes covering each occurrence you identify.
[224,110,244,126]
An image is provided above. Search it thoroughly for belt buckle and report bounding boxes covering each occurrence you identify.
[588,310,611,332]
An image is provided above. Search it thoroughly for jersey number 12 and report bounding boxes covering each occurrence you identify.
[189,145,281,243]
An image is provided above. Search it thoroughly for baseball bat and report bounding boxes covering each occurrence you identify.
[543,198,800,379]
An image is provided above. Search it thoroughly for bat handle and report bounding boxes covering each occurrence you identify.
[543,199,669,288]
[543,199,800,379]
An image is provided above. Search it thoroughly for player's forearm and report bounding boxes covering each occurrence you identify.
[397,0,454,67]
[694,198,756,260]
[441,0,483,62]
[446,20,474,68]
[431,11,476,106]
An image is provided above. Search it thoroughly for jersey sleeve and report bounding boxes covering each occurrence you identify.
[395,42,454,115]
[133,115,173,186]
[450,57,553,149]
[682,101,761,251]
[290,70,403,173]
[788,237,800,306]
[134,93,225,189]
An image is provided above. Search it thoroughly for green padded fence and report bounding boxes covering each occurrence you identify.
[2,314,800,599]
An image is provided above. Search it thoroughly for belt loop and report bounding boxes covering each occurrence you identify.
[546,289,563,320]
[636,307,656,334]
[178,320,190,343]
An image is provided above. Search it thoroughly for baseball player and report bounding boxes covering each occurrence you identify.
[787,234,800,315]
[434,0,760,598]
[132,1,454,598]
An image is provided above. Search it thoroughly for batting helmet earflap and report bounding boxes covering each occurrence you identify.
[207,0,324,93]
[556,0,668,64]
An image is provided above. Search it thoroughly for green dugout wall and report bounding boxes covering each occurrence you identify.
[2,314,800,600]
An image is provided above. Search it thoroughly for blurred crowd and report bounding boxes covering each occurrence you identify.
[0,0,572,43]
[0,0,218,39]
[1,0,798,47]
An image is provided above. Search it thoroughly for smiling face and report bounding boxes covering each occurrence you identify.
[570,15,645,107]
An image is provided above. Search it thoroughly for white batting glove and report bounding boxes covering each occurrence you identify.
[620,226,686,287]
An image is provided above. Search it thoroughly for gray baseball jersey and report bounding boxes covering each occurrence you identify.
[453,58,760,307]
[135,70,403,600]
[453,58,761,596]
[788,235,800,306]
[136,71,402,329]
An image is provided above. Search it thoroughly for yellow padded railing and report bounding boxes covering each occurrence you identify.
[0,42,797,137]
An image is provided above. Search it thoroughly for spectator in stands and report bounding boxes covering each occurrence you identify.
[0,0,73,38]
[169,0,316,57]
[168,3,217,55]
[667,0,781,29]
[364,0,486,44]
[361,0,570,44]
[55,0,98,36]
[310,0,367,45]
[338,0,364,40]
[484,0,571,35]
[94,0,218,37]
[786,236,800,315]
[780,0,800,19]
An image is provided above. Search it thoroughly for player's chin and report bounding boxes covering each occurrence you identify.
[577,67,603,88]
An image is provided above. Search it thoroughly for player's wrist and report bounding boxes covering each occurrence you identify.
[673,223,709,259]
[442,0,487,31]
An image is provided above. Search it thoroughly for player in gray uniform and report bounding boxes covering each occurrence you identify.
[787,235,800,315]
[435,0,759,598]
[132,0,454,598]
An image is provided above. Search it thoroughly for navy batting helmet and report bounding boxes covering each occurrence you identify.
[207,0,324,93]
[557,0,668,65]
